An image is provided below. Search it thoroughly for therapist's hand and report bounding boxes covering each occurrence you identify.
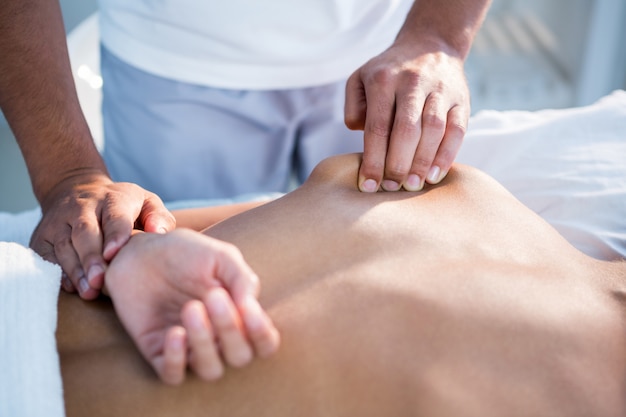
[105,229,280,385]
[344,39,470,193]
[30,172,176,300]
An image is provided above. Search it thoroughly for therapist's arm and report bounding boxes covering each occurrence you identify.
[0,0,175,299]
[345,0,490,193]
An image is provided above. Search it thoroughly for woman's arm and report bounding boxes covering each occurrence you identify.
[103,229,280,385]
[172,200,269,231]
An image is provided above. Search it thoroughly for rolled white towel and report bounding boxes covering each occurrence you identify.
[0,242,64,417]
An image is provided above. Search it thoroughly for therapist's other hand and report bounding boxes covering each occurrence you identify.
[30,172,176,300]
[105,229,280,385]
[345,39,470,193]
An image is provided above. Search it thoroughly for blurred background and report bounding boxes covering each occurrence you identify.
[1,0,625,212]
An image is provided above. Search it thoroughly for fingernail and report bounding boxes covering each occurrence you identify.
[87,264,104,286]
[427,166,441,183]
[404,174,423,191]
[360,179,378,193]
[381,180,401,192]
[61,273,73,291]
[103,241,119,259]
[78,277,90,294]
[157,227,168,234]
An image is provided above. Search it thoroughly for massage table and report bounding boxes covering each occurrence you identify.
[1,90,625,417]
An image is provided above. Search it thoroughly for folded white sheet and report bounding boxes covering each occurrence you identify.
[0,90,624,416]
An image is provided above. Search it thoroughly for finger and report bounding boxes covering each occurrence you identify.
[157,326,187,385]
[182,300,224,381]
[428,104,468,184]
[100,206,135,263]
[344,70,367,131]
[51,222,99,299]
[30,228,76,292]
[138,192,176,235]
[211,240,260,305]
[358,80,396,193]
[30,226,59,266]
[60,272,76,293]
[383,89,424,190]
[406,93,447,190]
[206,288,253,368]
[70,211,107,296]
[54,231,95,297]
[241,295,280,358]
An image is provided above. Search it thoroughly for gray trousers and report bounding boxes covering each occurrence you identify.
[100,46,364,202]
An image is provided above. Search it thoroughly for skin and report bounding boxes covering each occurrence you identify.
[346,0,491,192]
[173,200,269,232]
[102,229,281,385]
[58,154,626,416]
[0,0,490,300]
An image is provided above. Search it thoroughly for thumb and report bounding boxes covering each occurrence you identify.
[209,239,260,307]
[140,194,176,233]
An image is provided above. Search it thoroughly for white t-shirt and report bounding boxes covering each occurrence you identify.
[97,0,413,89]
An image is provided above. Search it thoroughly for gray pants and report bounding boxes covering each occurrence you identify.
[100,46,364,202]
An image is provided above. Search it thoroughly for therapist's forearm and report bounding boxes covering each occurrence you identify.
[398,0,491,58]
[0,0,108,204]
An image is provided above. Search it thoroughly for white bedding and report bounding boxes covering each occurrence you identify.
[1,90,625,416]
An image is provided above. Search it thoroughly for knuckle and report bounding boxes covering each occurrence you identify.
[367,66,395,86]
[393,121,419,139]
[434,146,458,169]
[412,157,432,173]
[71,217,95,234]
[422,112,446,131]
[385,164,409,179]
[360,159,385,179]
[401,71,423,90]
[101,211,126,228]
[53,235,73,252]
[366,123,391,140]
[447,120,467,137]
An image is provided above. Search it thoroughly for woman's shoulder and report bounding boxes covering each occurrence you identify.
[304,153,505,197]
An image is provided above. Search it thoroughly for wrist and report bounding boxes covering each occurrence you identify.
[102,230,147,298]
[394,31,470,61]
[37,168,112,211]
[396,0,491,60]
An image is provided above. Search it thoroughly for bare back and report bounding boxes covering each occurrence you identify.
[58,154,626,417]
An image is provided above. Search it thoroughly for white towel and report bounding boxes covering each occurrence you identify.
[0,242,64,417]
